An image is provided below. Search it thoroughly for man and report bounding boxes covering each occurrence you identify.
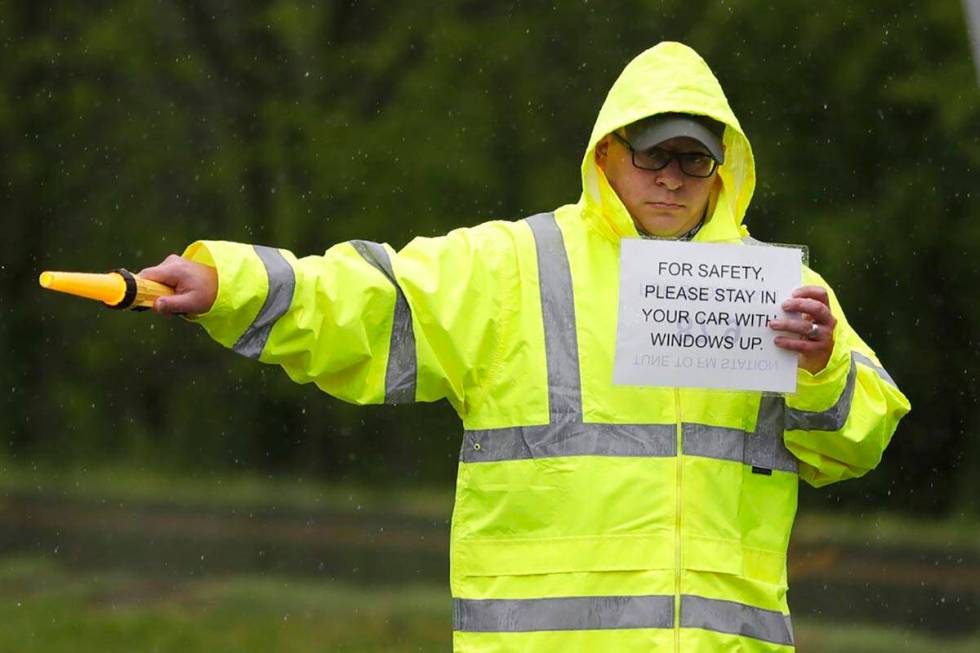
[141,42,910,652]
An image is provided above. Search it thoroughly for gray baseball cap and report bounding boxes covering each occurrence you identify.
[623,113,726,164]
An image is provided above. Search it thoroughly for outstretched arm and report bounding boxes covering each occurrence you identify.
[137,222,519,415]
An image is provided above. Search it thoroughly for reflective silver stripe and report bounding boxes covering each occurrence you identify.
[454,595,674,632]
[681,595,794,646]
[681,397,798,473]
[232,245,296,359]
[351,240,417,404]
[526,213,582,420]
[460,213,677,463]
[854,351,897,388]
[682,424,743,464]
[747,395,798,473]
[786,350,898,431]
[461,421,676,463]
[785,354,856,432]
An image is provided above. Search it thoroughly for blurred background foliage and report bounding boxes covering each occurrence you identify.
[2,2,979,650]
[1,0,978,519]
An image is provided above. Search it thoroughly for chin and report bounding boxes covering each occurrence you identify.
[638,218,689,238]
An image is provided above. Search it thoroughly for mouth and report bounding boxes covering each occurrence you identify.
[647,201,684,209]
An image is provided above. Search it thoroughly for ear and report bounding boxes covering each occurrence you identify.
[705,173,723,217]
[594,135,610,169]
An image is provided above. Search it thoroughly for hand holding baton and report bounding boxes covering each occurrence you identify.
[39,269,174,310]
[40,254,218,316]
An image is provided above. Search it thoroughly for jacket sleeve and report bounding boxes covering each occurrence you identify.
[180,221,518,415]
[781,268,911,487]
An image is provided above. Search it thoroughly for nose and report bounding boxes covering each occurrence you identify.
[654,159,684,191]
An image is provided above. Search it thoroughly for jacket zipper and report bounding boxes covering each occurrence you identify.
[673,388,683,652]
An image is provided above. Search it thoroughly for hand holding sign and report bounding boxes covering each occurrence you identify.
[770,285,837,374]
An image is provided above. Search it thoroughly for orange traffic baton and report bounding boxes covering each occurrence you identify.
[39,269,174,310]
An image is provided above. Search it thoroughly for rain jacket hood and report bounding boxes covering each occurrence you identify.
[580,42,756,244]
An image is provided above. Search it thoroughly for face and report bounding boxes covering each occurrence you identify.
[595,134,717,238]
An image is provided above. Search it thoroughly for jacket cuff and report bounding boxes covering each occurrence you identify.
[786,327,850,413]
[181,240,267,349]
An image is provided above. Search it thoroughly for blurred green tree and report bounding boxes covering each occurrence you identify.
[1,0,976,515]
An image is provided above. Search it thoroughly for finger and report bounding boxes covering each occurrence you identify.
[138,255,185,285]
[791,285,830,305]
[151,296,172,316]
[769,317,821,337]
[138,266,168,284]
[780,298,835,325]
[155,290,206,317]
[773,335,827,353]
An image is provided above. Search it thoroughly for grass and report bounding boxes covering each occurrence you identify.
[0,555,450,653]
[2,554,978,653]
[1,460,977,651]
[794,621,980,653]
[0,459,454,519]
[2,458,976,550]
[792,510,980,553]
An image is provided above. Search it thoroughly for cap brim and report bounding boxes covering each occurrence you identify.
[625,115,725,164]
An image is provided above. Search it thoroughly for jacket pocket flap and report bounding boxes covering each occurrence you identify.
[682,535,743,576]
[455,531,674,577]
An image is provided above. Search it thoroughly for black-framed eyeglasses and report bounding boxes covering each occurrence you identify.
[610,131,719,178]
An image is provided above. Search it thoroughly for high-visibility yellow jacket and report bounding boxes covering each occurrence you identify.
[185,42,910,652]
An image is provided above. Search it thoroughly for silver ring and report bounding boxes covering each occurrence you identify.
[807,323,820,340]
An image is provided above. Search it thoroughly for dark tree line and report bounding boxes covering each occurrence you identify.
[2,0,977,515]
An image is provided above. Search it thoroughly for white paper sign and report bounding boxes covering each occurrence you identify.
[614,239,803,393]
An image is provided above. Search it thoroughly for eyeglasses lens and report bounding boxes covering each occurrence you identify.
[632,148,716,178]
[633,149,671,171]
[677,154,715,177]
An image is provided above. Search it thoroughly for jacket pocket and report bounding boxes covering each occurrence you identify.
[736,466,797,586]
[451,447,677,581]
